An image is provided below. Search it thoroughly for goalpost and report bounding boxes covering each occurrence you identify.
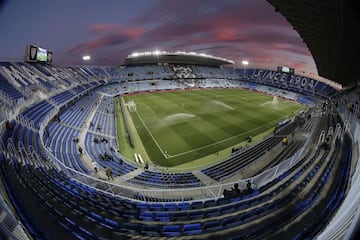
[127,101,137,112]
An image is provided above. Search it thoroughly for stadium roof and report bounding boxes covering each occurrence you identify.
[125,51,234,67]
[267,0,360,87]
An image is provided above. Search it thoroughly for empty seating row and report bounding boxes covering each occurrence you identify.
[0,72,24,101]
[84,132,136,176]
[57,93,98,128]
[127,171,203,188]
[18,100,54,129]
[202,135,283,181]
[88,96,116,137]
[44,122,90,174]
[0,130,349,239]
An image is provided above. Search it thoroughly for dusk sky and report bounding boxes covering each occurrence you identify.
[0,0,318,75]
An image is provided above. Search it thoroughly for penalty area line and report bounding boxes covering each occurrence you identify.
[135,110,172,159]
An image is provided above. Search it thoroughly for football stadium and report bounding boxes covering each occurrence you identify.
[0,1,360,240]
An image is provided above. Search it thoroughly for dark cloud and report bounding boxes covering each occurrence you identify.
[68,26,143,54]
[66,0,315,74]
[132,0,310,65]
[89,24,118,34]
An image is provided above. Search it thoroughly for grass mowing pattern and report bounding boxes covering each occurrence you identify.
[124,89,303,167]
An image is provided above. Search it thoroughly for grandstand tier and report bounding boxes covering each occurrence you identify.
[0,61,359,240]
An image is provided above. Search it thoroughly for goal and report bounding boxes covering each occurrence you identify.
[127,101,137,112]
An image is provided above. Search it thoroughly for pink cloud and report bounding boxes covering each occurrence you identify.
[66,0,317,75]
[123,28,143,38]
[69,26,144,54]
[89,24,117,34]
[214,29,240,41]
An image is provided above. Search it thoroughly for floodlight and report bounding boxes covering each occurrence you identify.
[242,60,249,65]
[82,55,91,61]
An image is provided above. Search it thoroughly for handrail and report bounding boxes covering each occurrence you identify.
[316,105,360,239]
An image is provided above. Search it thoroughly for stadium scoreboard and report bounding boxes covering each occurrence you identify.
[277,65,294,74]
[25,44,53,64]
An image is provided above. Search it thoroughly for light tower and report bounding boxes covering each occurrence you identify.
[242,60,249,77]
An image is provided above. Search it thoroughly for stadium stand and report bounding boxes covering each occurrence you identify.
[127,171,203,188]
[0,60,358,240]
[84,132,137,176]
[0,124,350,238]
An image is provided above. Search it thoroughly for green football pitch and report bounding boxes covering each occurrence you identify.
[121,88,304,167]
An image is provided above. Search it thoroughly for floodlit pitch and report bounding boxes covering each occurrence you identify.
[121,88,304,167]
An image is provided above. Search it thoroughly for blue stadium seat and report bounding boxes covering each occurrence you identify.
[162,225,181,237]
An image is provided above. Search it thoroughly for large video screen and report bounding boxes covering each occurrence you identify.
[282,66,290,73]
[26,44,53,63]
[47,51,53,63]
[277,65,294,74]
[36,47,47,62]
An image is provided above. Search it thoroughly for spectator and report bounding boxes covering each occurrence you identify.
[92,161,98,173]
[93,137,99,144]
[247,180,252,192]
[99,154,105,161]
[282,137,288,147]
[5,120,11,130]
[231,183,241,197]
[78,146,83,155]
[105,166,114,180]
[144,162,149,171]
[104,152,113,161]
[223,188,232,198]
[223,183,241,198]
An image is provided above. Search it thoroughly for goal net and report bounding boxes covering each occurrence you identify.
[127,101,137,112]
